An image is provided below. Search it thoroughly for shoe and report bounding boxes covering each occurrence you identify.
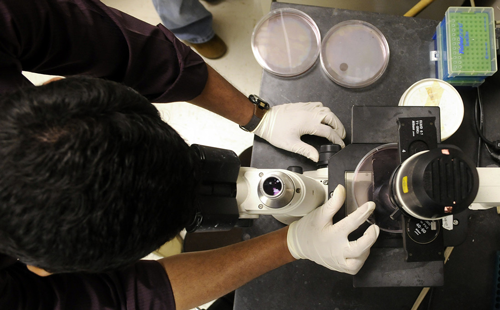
[201,0,222,4]
[190,34,227,59]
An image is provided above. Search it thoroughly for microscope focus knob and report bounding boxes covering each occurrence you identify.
[287,166,303,174]
[317,144,342,168]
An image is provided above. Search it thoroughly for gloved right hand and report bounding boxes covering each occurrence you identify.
[287,185,380,275]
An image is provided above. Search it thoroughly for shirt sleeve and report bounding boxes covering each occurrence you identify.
[0,0,208,103]
[0,254,176,310]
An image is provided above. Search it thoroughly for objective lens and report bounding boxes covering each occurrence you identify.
[263,177,282,196]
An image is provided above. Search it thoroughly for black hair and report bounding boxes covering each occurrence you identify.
[0,76,198,273]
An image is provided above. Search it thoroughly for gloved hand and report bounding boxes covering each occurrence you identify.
[252,102,346,162]
[287,185,380,275]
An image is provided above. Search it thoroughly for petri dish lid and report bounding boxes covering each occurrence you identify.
[352,143,402,233]
[251,8,321,77]
[398,78,464,141]
[320,20,390,88]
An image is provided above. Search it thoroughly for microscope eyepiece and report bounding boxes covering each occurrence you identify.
[263,177,283,196]
[258,172,295,209]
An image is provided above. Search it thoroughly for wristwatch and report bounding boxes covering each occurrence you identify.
[240,95,270,132]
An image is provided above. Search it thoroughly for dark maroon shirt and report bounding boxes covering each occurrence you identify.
[0,0,210,308]
[0,254,176,309]
[0,0,208,102]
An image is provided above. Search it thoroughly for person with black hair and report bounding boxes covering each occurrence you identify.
[0,76,199,274]
[0,76,379,310]
[0,0,380,309]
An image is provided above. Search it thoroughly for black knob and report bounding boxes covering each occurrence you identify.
[287,166,303,174]
[317,144,342,168]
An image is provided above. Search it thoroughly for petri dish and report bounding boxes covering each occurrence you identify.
[351,143,402,233]
[399,78,464,141]
[251,8,321,77]
[320,20,390,88]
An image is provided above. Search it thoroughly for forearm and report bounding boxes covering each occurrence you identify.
[188,65,254,126]
[158,227,295,310]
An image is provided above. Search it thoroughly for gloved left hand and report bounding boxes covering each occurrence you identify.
[252,102,346,162]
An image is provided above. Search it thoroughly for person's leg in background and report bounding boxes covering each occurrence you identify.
[152,0,227,59]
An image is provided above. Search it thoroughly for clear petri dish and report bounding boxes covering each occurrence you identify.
[321,20,390,88]
[398,78,464,141]
[251,8,321,77]
[352,143,402,233]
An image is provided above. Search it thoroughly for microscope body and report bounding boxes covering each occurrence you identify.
[187,144,329,232]
[236,167,328,225]
[187,137,500,233]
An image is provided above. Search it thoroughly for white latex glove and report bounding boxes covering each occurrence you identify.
[287,185,380,275]
[252,102,346,162]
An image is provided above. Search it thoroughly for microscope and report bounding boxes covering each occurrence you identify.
[187,106,499,287]
[186,143,337,231]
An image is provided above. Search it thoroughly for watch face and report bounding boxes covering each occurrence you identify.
[257,101,268,110]
[249,95,269,109]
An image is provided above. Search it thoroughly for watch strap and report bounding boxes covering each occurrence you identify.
[241,114,263,132]
[240,95,269,132]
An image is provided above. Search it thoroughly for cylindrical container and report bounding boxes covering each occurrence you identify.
[251,8,321,77]
[398,78,464,141]
[320,20,390,88]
